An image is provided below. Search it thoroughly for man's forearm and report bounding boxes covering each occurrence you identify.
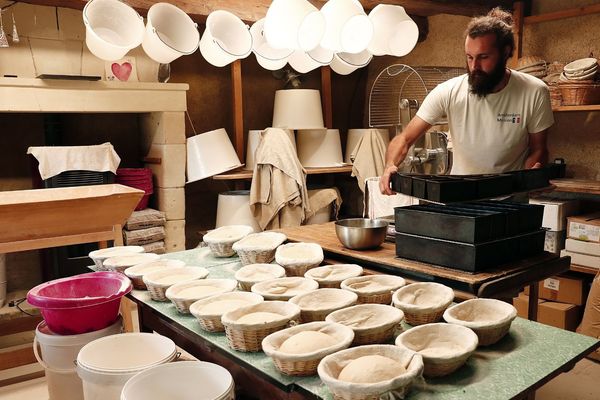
[525,148,548,168]
[385,135,410,168]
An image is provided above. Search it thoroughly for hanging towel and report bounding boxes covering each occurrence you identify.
[350,130,387,192]
[250,128,310,230]
[306,187,342,221]
[364,177,418,219]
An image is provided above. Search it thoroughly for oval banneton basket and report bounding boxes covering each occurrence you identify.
[289,288,358,322]
[125,259,186,290]
[221,301,301,352]
[88,245,145,270]
[325,304,404,345]
[251,277,319,301]
[103,253,161,274]
[262,321,354,376]
[317,344,424,400]
[275,242,324,276]
[558,83,600,106]
[143,267,209,302]
[189,291,264,332]
[165,279,238,314]
[395,322,478,377]
[341,275,406,304]
[443,298,517,346]
[203,225,255,257]
[304,264,363,288]
[234,263,286,291]
[232,231,287,265]
[392,282,454,326]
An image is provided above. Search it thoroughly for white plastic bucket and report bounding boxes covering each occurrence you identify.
[330,50,373,75]
[320,0,373,54]
[83,0,145,61]
[368,4,418,57]
[76,333,177,400]
[34,317,123,400]
[142,2,199,64]
[296,129,344,167]
[216,190,261,232]
[264,0,325,51]
[199,10,252,67]
[120,361,234,400]
[251,18,292,71]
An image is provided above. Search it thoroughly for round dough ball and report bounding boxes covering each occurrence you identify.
[237,312,282,324]
[338,355,406,384]
[279,331,337,354]
[200,299,249,315]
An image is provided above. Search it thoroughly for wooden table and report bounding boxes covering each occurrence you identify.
[277,223,570,321]
[129,248,600,400]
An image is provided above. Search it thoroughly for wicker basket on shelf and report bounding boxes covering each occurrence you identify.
[558,83,600,105]
[189,292,264,332]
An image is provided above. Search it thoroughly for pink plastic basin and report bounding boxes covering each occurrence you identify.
[27,271,132,335]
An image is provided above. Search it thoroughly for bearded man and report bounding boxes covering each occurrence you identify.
[380,8,554,195]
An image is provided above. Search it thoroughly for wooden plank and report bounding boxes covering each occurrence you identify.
[509,1,524,69]
[0,317,43,337]
[231,60,244,163]
[550,179,600,195]
[213,165,353,180]
[571,264,599,275]
[0,344,36,371]
[0,229,121,253]
[321,66,333,129]
[524,3,600,25]
[553,104,600,112]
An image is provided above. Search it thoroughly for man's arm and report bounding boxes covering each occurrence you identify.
[379,116,432,195]
[525,130,548,169]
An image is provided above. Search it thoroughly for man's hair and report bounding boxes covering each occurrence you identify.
[465,7,515,59]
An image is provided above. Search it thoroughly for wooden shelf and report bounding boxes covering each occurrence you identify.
[550,179,600,195]
[570,264,599,276]
[213,165,353,181]
[552,105,600,112]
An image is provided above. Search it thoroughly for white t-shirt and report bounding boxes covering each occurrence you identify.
[416,70,554,175]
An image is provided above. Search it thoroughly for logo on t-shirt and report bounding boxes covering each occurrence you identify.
[497,113,521,124]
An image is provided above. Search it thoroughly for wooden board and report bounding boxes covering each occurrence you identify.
[213,165,353,180]
[550,179,600,195]
[277,222,561,289]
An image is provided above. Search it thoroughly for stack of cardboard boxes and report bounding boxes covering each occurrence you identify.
[529,197,580,253]
[561,212,600,270]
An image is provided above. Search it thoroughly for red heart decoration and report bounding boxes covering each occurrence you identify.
[111,62,132,81]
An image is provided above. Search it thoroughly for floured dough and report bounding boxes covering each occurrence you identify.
[279,247,315,259]
[418,341,464,358]
[295,290,345,309]
[309,266,335,279]
[94,247,140,258]
[105,254,156,266]
[237,265,281,281]
[338,355,406,384]
[206,226,249,241]
[333,310,385,328]
[347,280,388,291]
[238,235,278,247]
[397,288,441,306]
[452,303,507,323]
[156,274,194,285]
[279,331,337,354]
[199,299,249,314]
[262,280,312,296]
[237,312,282,324]
[177,286,221,298]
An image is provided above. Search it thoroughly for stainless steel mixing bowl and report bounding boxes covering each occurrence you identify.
[335,218,389,250]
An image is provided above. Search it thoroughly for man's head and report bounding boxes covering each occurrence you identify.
[464,8,514,97]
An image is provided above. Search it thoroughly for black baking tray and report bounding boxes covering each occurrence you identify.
[460,201,544,234]
[463,174,514,198]
[507,168,550,191]
[546,158,566,179]
[395,229,546,272]
[426,176,478,203]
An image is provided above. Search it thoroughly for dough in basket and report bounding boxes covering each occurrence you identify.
[199,299,250,314]
[279,331,337,354]
[338,355,406,383]
[177,285,221,298]
[237,312,282,324]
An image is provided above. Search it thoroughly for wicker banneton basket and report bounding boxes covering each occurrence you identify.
[143,266,209,301]
[203,225,255,257]
[325,304,404,345]
[232,232,287,265]
[165,279,238,314]
[221,301,301,352]
[189,291,264,332]
[443,298,517,346]
[392,282,454,326]
[251,277,319,301]
[274,242,324,276]
[103,253,161,274]
[395,323,478,377]
[88,245,145,270]
[304,264,363,288]
[125,259,186,290]
[341,275,405,304]
[234,263,286,291]
[289,288,358,322]
[558,83,600,105]
[262,321,354,376]
[317,344,423,400]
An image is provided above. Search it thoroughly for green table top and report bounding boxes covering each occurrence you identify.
[129,248,599,400]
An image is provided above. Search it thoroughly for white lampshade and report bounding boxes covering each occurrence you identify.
[272,89,324,129]
[345,128,390,164]
[368,4,418,57]
[199,10,252,67]
[250,18,293,71]
[245,129,296,170]
[320,0,373,54]
[264,0,325,51]
[296,129,343,167]
[330,50,373,75]
[186,128,242,182]
[216,190,261,232]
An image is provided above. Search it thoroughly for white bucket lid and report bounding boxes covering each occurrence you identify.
[77,333,176,373]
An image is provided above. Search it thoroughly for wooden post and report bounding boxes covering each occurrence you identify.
[510,1,524,69]
[321,66,333,129]
[231,60,244,163]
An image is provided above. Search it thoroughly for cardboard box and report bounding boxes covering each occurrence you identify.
[524,274,587,305]
[561,249,600,270]
[513,293,581,331]
[529,198,580,231]
[566,238,600,257]
[567,212,600,243]
[544,230,566,254]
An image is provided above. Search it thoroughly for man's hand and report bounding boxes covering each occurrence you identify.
[530,162,542,169]
[380,165,399,195]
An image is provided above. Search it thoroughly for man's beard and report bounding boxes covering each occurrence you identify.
[468,59,507,98]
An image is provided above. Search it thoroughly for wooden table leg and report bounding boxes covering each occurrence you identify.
[528,282,539,321]
[120,297,135,332]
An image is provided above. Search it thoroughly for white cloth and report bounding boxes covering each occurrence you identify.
[364,177,418,219]
[351,129,388,192]
[250,128,310,230]
[416,70,554,175]
[27,142,121,180]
